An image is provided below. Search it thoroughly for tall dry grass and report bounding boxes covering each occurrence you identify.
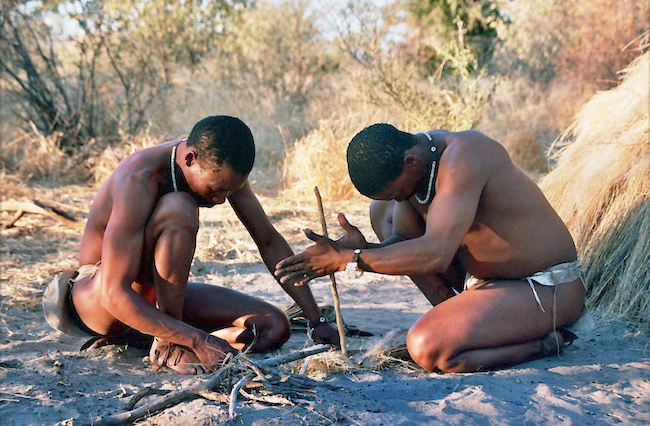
[540,52,650,324]
[281,111,376,203]
[0,130,166,187]
[282,104,448,203]
[0,124,73,181]
[476,77,593,173]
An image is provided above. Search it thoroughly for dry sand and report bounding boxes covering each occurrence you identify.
[1,183,648,425]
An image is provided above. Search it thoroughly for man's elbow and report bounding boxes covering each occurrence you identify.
[421,253,453,275]
[99,287,123,313]
[258,230,288,253]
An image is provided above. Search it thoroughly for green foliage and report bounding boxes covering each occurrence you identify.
[332,0,493,132]
[0,0,250,147]
[217,0,335,108]
[98,0,250,67]
[404,0,505,72]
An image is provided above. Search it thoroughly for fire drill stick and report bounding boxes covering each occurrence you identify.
[314,186,348,357]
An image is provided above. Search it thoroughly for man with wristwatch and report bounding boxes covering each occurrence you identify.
[275,124,586,373]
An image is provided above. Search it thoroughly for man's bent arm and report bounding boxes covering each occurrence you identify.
[229,182,324,322]
[99,176,206,348]
[343,143,486,276]
[276,140,488,282]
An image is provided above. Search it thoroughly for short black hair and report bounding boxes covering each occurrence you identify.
[347,123,416,197]
[187,116,255,175]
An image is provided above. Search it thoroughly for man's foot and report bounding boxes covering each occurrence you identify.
[539,331,565,357]
[149,338,207,375]
[539,327,579,358]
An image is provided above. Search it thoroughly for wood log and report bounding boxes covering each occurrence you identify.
[0,199,78,228]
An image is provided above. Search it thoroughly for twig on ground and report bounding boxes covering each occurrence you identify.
[239,388,294,406]
[314,186,348,357]
[299,357,311,374]
[0,199,78,229]
[54,345,332,426]
[238,356,269,383]
[123,386,170,410]
[228,374,253,421]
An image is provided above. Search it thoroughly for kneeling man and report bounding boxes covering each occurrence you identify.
[275,124,585,373]
[43,115,338,374]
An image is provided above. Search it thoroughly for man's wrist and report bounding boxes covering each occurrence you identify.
[188,329,208,350]
[340,248,355,271]
[345,248,364,279]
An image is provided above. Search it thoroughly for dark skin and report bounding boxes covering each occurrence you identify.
[72,139,338,374]
[275,130,585,373]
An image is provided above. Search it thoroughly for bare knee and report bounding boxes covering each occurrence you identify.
[249,308,291,352]
[150,192,199,236]
[406,325,439,372]
[370,200,394,241]
[407,323,460,373]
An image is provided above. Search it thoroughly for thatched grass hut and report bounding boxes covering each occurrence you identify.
[540,51,649,324]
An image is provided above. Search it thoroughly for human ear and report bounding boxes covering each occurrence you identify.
[404,154,418,168]
[185,151,196,167]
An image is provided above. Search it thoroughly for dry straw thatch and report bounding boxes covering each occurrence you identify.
[282,113,371,203]
[540,51,649,324]
[293,330,418,377]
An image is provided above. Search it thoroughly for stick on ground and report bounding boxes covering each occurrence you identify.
[55,345,331,426]
[0,199,78,228]
[314,186,348,357]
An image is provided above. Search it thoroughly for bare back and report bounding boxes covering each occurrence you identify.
[412,130,576,279]
[79,140,179,266]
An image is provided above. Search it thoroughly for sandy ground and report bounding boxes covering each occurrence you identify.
[1,182,649,425]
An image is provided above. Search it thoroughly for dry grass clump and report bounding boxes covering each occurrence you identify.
[295,330,418,377]
[282,112,376,202]
[477,77,592,173]
[0,124,74,181]
[540,51,650,324]
[0,129,168,185]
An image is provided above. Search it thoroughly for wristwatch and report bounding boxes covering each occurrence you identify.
[307,316,327,341]
[345,248,364,279]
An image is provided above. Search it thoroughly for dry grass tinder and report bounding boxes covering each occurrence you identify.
[540,51,649,324]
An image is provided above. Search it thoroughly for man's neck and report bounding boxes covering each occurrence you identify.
[414,138,444,203]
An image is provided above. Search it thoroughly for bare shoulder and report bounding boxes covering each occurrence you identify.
[443,130,510,169]
[100,154,160,214]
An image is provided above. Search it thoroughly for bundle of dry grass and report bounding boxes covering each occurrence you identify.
[294,330,418,377]
[0,124,73,181]
[540,51,649,324]
[282,112,373,203]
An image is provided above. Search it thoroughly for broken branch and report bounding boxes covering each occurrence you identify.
[0,199,78,228]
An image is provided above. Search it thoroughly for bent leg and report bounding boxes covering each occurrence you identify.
[140,192,207,373]
[370,200,462,305]
[406,279,586,372]
[182,283,290,352]
[141,191,200,319]
[143,193,288,357]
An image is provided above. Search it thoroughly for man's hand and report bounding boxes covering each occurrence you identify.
[334,213,367,250]
[310,322,340,346]
[274,229,349,286]
[192,333,238,371]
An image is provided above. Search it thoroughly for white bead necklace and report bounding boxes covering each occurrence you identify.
[414,131,437,205]
[171,144,179,192]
